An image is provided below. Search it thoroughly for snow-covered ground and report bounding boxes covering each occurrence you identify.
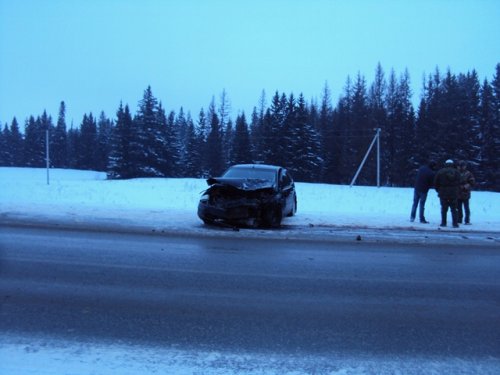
[1,167,499,238]
[2,334,499,375]
[1,167,500,374]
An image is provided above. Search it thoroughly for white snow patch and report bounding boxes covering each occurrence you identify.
[1,167,499,234]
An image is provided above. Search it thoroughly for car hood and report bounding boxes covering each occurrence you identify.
[206,177,276,191]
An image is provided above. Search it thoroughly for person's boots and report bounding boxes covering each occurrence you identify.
[452,209,459,228]
[440,209,447,227]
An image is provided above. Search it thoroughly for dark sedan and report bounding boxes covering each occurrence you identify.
[198,164,297,228]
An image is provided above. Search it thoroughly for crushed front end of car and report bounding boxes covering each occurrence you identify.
[197,178,282,228]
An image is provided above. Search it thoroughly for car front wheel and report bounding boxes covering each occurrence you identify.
[287,195,297,217]
[262,206,282,228]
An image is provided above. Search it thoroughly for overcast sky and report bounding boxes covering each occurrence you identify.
[1,0,499,126]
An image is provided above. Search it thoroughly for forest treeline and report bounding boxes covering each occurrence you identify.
[1,63,499,191]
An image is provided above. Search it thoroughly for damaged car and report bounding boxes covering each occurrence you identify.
[198,164,297,228]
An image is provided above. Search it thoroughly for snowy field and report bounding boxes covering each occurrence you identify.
[1,167,500,374]
[1,167,499,236]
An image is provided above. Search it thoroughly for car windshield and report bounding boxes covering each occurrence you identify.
[223,167,276,182]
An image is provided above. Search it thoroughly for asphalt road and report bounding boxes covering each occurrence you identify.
[1,225,499,359]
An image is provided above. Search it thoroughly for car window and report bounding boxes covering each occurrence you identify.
[223,167,276,182]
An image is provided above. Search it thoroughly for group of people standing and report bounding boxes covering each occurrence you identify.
[410,159,475,228]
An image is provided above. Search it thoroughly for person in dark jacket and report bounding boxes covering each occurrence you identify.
[457,160,475,224]
[434,159,461,228]
[410,160,437,223]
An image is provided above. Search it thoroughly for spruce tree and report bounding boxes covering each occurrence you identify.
[250,91,267,163]
[478,79,495,189]
[96,111,113,171]
[196,108,208,177]
[368,65,388,184]
[223,118,233,168]
[78,113,98,170]
[396,70,416,186]
[318,82,338,183]
[346,74,373,185]
[24,114,48,167]
[133,86,165,177]
[489,64,500,190]
[183,114,202,177]
[336,76,353,184]
[158,103,179,177]
[286,94,322,182]
[385,70,398,185]
[52,101,68,168]
[205,99,224,176]
[231,113,252,165]
[9,117,24,166]
[66,122,80,169]
[249,107,264,163]
[0,124,10,165]
[416,69,444,164]
[108,103,134,179]
[175,107,188,168]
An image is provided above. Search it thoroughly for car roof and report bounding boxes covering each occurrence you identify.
[229,164,282,172]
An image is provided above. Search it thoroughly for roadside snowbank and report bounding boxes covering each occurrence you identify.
[1,167,499,236]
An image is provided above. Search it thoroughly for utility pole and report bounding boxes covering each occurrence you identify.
[376,127,381,187]
[350,128,381,188]
[46,129,50,185]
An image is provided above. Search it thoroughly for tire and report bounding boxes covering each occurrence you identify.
[287,195,297,217]
[262,206,282,228]
[202,218,215,225]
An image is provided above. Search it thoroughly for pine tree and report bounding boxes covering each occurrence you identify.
[0,124,10,165]
[478,79,495,189]
[250,91,267,163]
[223,118,233,168]
[479,64,500,190]
[205,99,224,176]
[416,69,444,164]
[175,107,188,169]
[66,122,80,169]
[459,71,481,164]
[133,86,166,177]
[78,113,98,170]
[95,111,113,171]
[368,65,388,184]
[231,113,252,165]
[52,101,68,168]
[24,114,49,167]
[108,103,134,179]
[336,76,353,184]
[346,74,373,185]
[489,64,500,190]
[196,108,208,177]
[286,94,322,182]
[318,82,338,183]
[266,91,287,166]
[9,117,24,166]
[385,70,398,185]
[396,70,416,186]
[158,103,179,177]
[183,114,202,177]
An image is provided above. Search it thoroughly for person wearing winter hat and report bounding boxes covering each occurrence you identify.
[410,160,437,223]
[457,160,475,224]
[434,159,461,228]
